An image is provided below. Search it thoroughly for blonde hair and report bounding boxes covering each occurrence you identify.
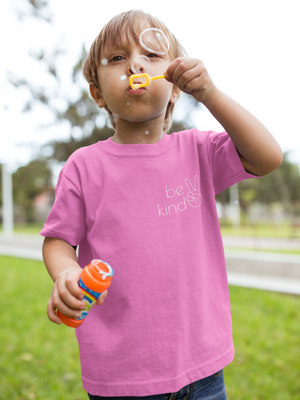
[83,10,187,132]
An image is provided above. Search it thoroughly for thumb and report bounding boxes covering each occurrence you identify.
[96,290,108,306]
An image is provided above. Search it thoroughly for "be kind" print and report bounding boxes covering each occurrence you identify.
[157,175,202,217]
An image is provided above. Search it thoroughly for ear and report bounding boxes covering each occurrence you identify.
[89,83,106,108]
[169,85,180,104]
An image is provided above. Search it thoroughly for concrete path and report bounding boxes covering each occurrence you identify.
[0,233,299,295]
[0,234,43,261]
[225,249,300,295]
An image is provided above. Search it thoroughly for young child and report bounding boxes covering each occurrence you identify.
[40,10,282,400]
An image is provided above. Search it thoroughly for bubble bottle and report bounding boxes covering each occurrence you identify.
[57,259,114,328]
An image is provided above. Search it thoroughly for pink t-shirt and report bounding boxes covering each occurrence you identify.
[40,129,257,396]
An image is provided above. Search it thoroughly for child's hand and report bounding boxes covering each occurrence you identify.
[47,268,85,324]
[47,268,108,324]
[165,57,218,104]
[96,290,108,306]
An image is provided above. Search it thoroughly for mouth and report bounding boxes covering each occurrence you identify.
[128,86,146,94]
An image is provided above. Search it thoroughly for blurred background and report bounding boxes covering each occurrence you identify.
[1,2,300,399]
[1,0,300,236]
[0,0,300,235]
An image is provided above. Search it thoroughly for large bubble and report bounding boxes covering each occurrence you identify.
[140,28,170,55]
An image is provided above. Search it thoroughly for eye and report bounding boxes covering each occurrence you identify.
[147,53,159,59]
[111,55,125,62]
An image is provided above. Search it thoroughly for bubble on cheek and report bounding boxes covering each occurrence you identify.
[101,58,108,66]
[120,75,127,81]
[145,130,149,135]
[127,102,130,106]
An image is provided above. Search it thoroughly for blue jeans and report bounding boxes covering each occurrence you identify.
[88,370,226,400]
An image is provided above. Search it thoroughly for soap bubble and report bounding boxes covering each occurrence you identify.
[101,58,108,66]
[131,55,150,74]
[145,130,149,135]
[120,75,127,80]
[140,28,169,55]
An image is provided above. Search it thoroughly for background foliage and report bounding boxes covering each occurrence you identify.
[1,0,300,224]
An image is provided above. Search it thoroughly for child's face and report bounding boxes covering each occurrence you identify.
[94,21,177,126]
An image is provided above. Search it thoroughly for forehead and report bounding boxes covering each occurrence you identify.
[101,18,154,54]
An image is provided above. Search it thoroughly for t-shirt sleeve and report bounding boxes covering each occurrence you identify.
[206,130,259,194]
[40,169,86,246]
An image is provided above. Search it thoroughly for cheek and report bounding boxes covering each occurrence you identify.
[101,81,122,108]
[158,81,174,104]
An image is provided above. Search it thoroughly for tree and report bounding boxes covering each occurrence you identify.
[13,159,52,222]
[216,152,300,216]
[0,164,2,207]
[14,0,52,21]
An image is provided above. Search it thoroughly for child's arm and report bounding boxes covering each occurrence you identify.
[165,58,283,176]
[43,237,107,324]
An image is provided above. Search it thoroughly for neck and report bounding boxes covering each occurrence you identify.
[111,117,165,144]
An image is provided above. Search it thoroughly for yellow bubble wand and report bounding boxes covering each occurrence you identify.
[129,73,165,90]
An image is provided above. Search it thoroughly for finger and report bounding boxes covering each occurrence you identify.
[172,59,206,92]
[56,280,85,311]
[171,59,200,86]
[56,270,85,311]
[96,290,108,306]
[53,281,85,319]
[164,57,186,82]
[52,292,84,319]
[182,74,212,98]
[47,296,62,324]
[176,68,205,94]
[65,269,84,299]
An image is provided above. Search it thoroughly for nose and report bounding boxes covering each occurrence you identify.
[127,61,146,76]
[128,55,150,76]
[128,64,135,76]
[134,63,146,74]
[127,53,138,76]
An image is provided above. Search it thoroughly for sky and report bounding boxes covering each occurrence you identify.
[1,0,300,172]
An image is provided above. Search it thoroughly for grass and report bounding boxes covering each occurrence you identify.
[0,223,44,235]
[2,222,300,240]
[0,256,85,400]
[220,223,300,239]
[1,256,300,399]
[226,286,300,399]
[224,248,300,255]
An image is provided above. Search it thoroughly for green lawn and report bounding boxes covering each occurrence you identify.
[2,222,300,240]
[1,256,300,399]
[0,256,84,400]
[220,223,300,239]
[0,223,44,235]
[2,222,300,241]
[224,248,300,255]
[226,286,300,399]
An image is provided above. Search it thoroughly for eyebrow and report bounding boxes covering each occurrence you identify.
[101,39,147,59]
